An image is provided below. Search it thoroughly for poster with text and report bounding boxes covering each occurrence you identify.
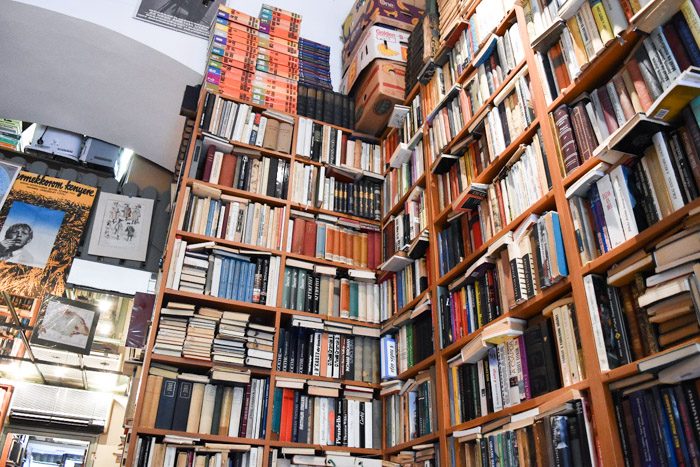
[0,172,97,298]
[135,0,223,38]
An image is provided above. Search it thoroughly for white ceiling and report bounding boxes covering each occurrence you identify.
[0,0,355,171]
[0,0,202,171]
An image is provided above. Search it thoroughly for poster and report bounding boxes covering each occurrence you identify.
[0,172,97,298]
[87,192,154,262]
[135,0,224,38]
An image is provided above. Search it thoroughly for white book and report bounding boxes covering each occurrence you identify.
[260,157,271,196]
[211,256,222,297]
[225,102,239,139]
[583,275,610,371]
[304,119,314,158]
[319,397,328,445]
[255,116,267,147]
[364,401,373,448]
[601,0,628,35]
[246,379,259,439]
[595,174,626,247]
[166,239,183,289]
[199,384,217,434]
[477,359,488,416]
[241,109,255,144]
[172,239,187,290]
[210,151,223,184]
[652,132,685,211]
[609,165,639,239]
[232,104,249,142]
[649,27,681,85]
[589,88,611,141]
[316,166,326,207]
[229,386,245,437]
[295,118,306,156]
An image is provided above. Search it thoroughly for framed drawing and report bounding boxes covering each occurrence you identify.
[30,296,100,355]
[0,161,21,213]
[87,193,154,262]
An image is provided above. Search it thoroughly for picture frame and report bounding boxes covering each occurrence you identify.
[30,296,100,355]
[87,192,154,262]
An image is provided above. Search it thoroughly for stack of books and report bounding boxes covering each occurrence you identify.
[182,310,217,360]
[211,310,249,365]
[153,304,193,357]
[244,322,275,368]
[298,37,333,91]
[0,119,21,150]
[133,438,262,467]
[436,0,470,42]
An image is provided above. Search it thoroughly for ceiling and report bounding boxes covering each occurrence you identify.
[0,0,202,171]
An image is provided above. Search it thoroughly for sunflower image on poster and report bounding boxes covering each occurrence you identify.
[0,172,97,298]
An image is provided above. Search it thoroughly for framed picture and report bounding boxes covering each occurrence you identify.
[30,296,100,355]
[135,0,224,39]
[0,161,21,213]
[87,193,154,262]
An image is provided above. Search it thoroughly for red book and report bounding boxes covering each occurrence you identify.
[596,86,620,134]
[548,43,572,92]
[291,218,306,254]
[303,219,317,257]
[625,57,653,111]
[280,388,295,441]
[219,153,237,188]
[238,382,252,437]
[202,145,217,181]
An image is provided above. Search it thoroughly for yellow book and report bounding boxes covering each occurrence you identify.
[566,16,590,66]
[589,0,615,44]
[681,0,700,48]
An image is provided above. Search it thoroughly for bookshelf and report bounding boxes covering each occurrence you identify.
[126,0,700,465]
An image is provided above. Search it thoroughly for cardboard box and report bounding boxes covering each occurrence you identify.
[342,0,424,61]
[341,25,409,94]
[353,60,406,135]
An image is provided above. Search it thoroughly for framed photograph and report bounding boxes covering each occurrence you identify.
[87,193,154,262]
[135,0,224,39]
[0,161,21,212]
[30,296,100,355]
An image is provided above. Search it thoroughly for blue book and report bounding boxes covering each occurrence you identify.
[551,211,569,276]
[259,378,269,438]
[675,13,700,67]
[154,378,178,429]
[588,186,610,253]
[316,224,326,258]
[396,270,404,309]
[218,257,231,298]
[663,387,692,466]
[245,261,255,303]
[650,386,679,466]
[229,259,242,301]
[206,201,216,236]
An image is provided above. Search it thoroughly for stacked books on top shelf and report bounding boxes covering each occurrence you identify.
[287,211,382,269]
[552,21,700,177]
[199,93,295,154]
[584,211,700,371]
[297,84,355,129]
[190,145,290,202]
[298,37,333,91]
[166,240,280,306]
[179,183,286,250]
[380,298,433,376]
[0,119,21,151]
[437,211,569,343]
[450,391,596,467]
[134,438,263,466]
[381,368,438,447]
[282,259,380,324]
[565,105,700,265]
[277,316,380,383]
[290,161,382,221]
[610,342,700,465]
[271,378,381,448]
[141,365,269,439]
[295,117,382,176]
[446,298,585,427]
[207,5,300,113]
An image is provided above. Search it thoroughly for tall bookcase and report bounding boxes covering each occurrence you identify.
[126,0,700,464]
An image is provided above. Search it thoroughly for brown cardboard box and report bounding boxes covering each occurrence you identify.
[353,60,406,135]
[342,0,425,61]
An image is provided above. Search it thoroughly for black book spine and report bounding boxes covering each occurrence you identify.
[291,390,301,442]
[266,158,279,197]
[336,397,344,446]
[276,328,286,371]
[313,274,321,313]
[541,320,562,393]
[154,378,178,429]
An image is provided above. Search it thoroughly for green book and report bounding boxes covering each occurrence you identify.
[281,268,292,308]
[271,387,283,434]
[349,282,359,319]
[296,270,307,311]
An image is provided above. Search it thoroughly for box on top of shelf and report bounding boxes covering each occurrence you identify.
[341,25,410,94]
[354,60,407,135]
[341,0,425,62]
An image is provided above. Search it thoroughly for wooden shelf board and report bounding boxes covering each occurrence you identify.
[199,129,293,161]
[150,354,272,377]
[395,355,436,381]
[187,178,288,207]
[163,289,278,315]
[267,440,381,455]
[274,371,380,389]
[176,231,282,256]
[285,251,376,273]
[278,307,381,329]
[383,432,440,455]
[136,427,266,446]
[289,202,382,227]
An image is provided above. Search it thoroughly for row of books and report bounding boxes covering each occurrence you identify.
[382,369,437,447]
[180,187,285,250]
[271,379,381,448]
[380,257,428,316]
[453,394,596,467]
[383,141,426,218]
[298,37,332,90]
[405,15,432,93]
[297,83,355,130]
[0,119,21,151]
[194,147,290,201]
[290,162,382,220]
[383,187,427,258]
[277,323,380,383]
[449,131,551,236]
[586,213,700,371]
[567,127,698,265]
[437,212,568,344]
[381,307,434,378]
[282,260,380,323]
[167,241,280,306]
[287,212,381,268]
[200,94,295,154]
[141,367,269,440]
[399,94,423,145]
[295,118,382,175]
[552,28,700,175]
[133,438,263,467]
